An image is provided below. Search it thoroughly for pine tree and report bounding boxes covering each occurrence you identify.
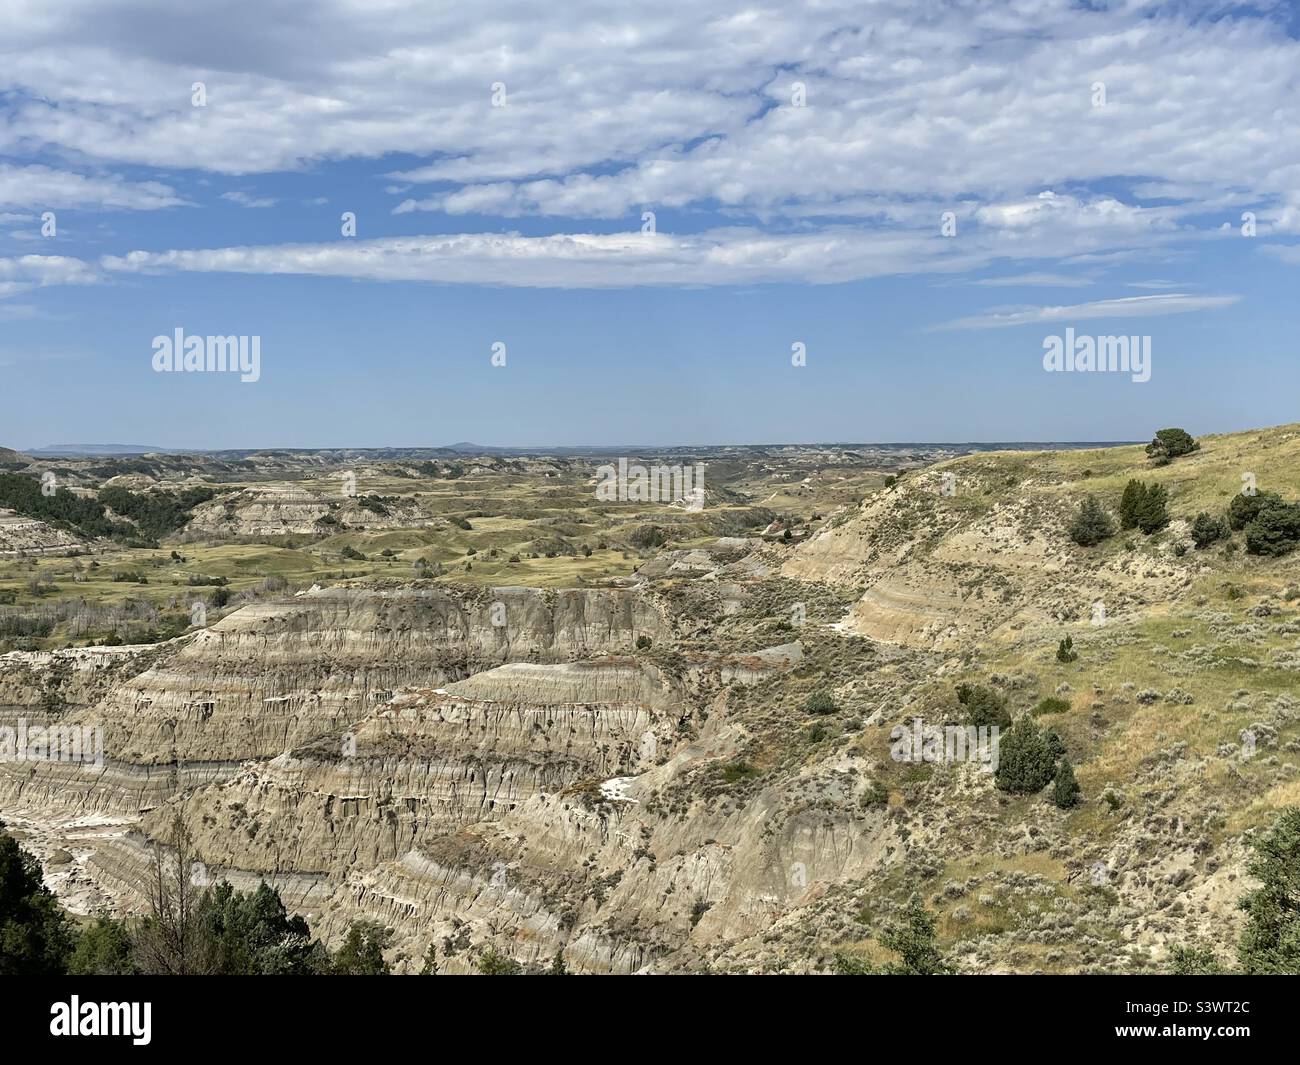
[1145,428,1199,462]
[331,921,392,975]
[1237,807,1300,974]
[0,824,75,975]
[1118,479,1143,529]
[1134,482,1170,534]
[956,683,1011,729]
[995,717,1059,795]
[1190,511,1228,549]
[1068,495,1114,546]
[1052,759,1081,809]
[548,950,568,975]
[1056,636,1077,663]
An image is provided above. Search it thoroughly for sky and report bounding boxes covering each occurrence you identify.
[2,0,1299,449]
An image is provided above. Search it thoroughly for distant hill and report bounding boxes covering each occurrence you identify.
[27,444,169,457]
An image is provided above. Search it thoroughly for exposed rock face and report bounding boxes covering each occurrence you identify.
[0,643,169,715]
[784,467,1192,649]
[0,585,671,809]
[183,487,438,536]
[0,576,887,972]
[0,510,87,557]
[5,431,1294,975]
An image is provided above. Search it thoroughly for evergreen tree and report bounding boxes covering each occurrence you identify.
[419,943,438,974]
[1190,511,1228,549]
[68,916,136,975]
[1068,495,1114,546]
[1145,428,1199,462]
[331,921,392,975]
[0,824,75,975]
[995,717,1059,795]
[548,950,568,975]
[1118,479,1144,530]
[878,900,952,975]
[1237,807,1300,974]
[956,683,1011,729]
[1134,482,1170,534]
[1052,759,1081,809]
[1244,501,1300,557]
[477,946,523,974]
[1228,490,1281,530]
[1056,637,1078,663]
[202,880,329,975]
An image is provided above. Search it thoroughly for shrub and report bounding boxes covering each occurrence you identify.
[994,717,1059,795]
[1190,512,1228,549]
[805,691,837,715]
[477,946,522,975]
[1244,500,1300,557]
[955,683,1010,729]
[877,900,952,975]
[1168,943,1225,975]
[1055,636,1078,663]
[628,525,668,549]
[1228,490,1281,530]
[1035,696,1071,715]
[635,635,652,650]
[721,760,759,783]
[1052,759,1081,809]
[1068,496,1114,546]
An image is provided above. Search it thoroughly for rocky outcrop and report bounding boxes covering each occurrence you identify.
[0,510,87,557]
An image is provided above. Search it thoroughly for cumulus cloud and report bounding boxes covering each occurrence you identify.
[0,254,100,298]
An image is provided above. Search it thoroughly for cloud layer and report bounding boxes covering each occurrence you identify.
[2,0,1299,293]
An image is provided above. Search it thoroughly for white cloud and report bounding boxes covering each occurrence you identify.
[220,190,277,208]
[1,0,1298,236]
[931,293,1240,331]
[972,273,1093,288]
[0,255,99,298]
[98,207,1200,289]
[0,164,185,211]
[3,0,1300,296]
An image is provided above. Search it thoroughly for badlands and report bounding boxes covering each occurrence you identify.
[2,430,1299,973]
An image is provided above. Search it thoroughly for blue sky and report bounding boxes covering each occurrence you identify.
[2,0,1299,448]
